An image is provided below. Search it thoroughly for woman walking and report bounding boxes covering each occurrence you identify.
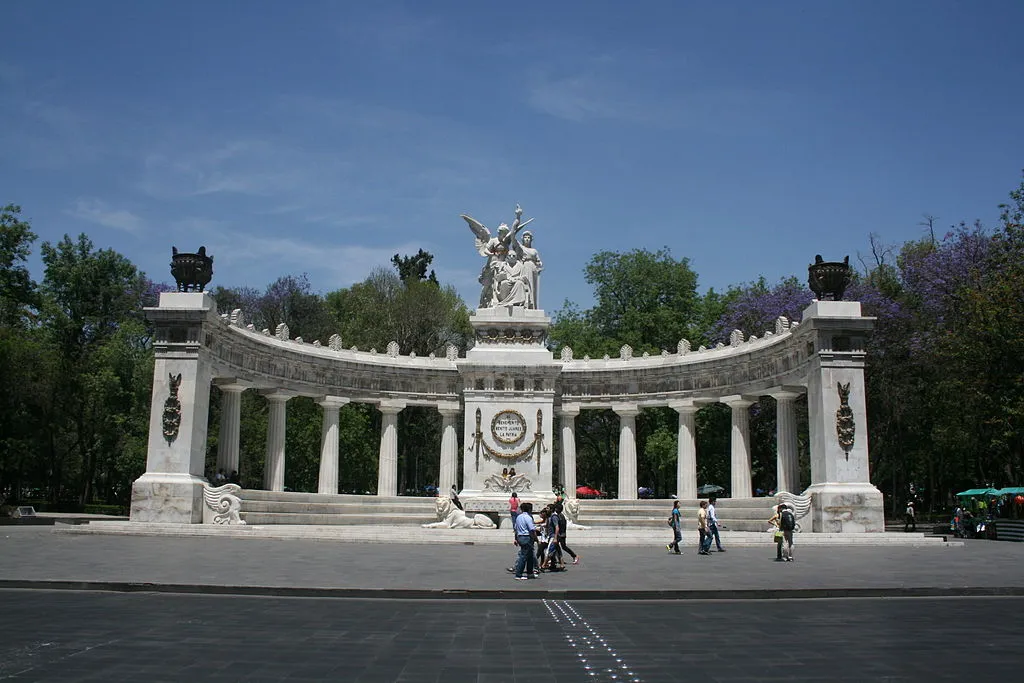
[554,502,580,565]
[666,500,683,554]
[508,492,519,526]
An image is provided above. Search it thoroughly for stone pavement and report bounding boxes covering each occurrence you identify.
[2,526,1023,599]
[2,591,1023,682]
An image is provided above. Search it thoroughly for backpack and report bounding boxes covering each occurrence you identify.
[780,509,796,531]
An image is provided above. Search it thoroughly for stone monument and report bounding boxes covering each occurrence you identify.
[457,205,557,513]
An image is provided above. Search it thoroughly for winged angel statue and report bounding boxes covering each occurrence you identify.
[461,204,542,309]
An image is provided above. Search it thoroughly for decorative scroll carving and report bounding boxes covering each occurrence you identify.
[482,471,533,493]
[275,323,289,340]
[230,309,245,327]
[619,344,632,360]
[386,341,400,357]
[560,346,573,361]
[730,330,744,346]
[313,340,322,347]
[162,373,182,445]
[446,344,458,361]
[328,334,342,351]
[775,316,790,334]
[836,381,855,457]
[422,497,497,529]
[202,483,246,525]
[678,339,691,355]
[475,326,547,346]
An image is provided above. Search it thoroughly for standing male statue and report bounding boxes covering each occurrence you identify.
[461,204,541,309]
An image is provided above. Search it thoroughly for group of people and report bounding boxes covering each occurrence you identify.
[667,497,727,555]
[666,496,797,562]
[508,493,579,580]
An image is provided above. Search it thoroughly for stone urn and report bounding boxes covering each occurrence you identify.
[171,246,214,292]
[808,255,851,301]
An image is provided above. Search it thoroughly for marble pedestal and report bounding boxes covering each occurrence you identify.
[804,482,885,533]
[458,306,559,500]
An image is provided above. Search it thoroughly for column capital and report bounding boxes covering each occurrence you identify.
[612,403,640,418]
[378,399,407,415]
[720,394,757,408]
[668,397,715,413]
[558,404,581,417]
[767,385,804,401]
[213,378,252,393]
[317,395,351,409]
[436,401,461,417]
[260,389,296,403]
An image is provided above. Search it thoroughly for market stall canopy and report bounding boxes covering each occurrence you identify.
[956,488,1001,497]
[995,487,1024,495]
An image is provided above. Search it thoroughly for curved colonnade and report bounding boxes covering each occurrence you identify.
[131,292,884,533]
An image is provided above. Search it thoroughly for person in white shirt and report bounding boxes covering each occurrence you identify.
[707,496,726,552]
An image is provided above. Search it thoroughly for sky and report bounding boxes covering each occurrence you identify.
[2,1,1023,313]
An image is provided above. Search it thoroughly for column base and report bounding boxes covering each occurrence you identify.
[130,473,207,523]
[804,482,884,533]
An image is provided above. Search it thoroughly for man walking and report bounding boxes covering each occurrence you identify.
[697,500,713,555]
[512,502,538,580]
[707,496,726,552]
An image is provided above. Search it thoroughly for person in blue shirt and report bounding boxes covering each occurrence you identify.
[512,502,538,580]
[666,500,683,554]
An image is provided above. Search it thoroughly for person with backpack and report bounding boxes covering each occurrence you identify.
[768,505,784,561]
[778,502,796,561]
[666,500,683,555]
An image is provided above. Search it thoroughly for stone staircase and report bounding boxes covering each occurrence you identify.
[238,491,779,530]
[239,490,437,526]
[576,498,777,532]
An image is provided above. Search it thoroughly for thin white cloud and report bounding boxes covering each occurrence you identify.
[66,198,145,234]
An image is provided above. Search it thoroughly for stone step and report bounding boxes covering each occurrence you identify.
[64,522,959,547]
[240,512,431,526]
[240,490,436,507]
[241,500,435,515]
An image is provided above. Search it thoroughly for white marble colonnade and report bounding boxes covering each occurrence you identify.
[558,390,805,500]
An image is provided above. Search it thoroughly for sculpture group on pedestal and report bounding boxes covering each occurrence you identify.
[462,204,543,309]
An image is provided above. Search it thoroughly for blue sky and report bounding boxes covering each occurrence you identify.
[3,1,1022,313]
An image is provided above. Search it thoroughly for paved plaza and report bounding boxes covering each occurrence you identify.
[2,591,1023,682]
[3,527,1024,682]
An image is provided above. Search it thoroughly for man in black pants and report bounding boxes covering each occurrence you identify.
[554,502,580,565]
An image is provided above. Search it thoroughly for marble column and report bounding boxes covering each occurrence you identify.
[317,396,350,495]
[262,391,293,492]
[614,404,640,500]
[721,395,756,498]
[669,400,699,500]
[769,388,802,494]
[214,381,248,478]
[377,400,406,497]
[559,405,580,494]
[437,402,460,494]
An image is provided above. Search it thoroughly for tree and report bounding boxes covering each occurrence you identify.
[38,234,152,505]
[391,249,438,285]
[0,204,39,327]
